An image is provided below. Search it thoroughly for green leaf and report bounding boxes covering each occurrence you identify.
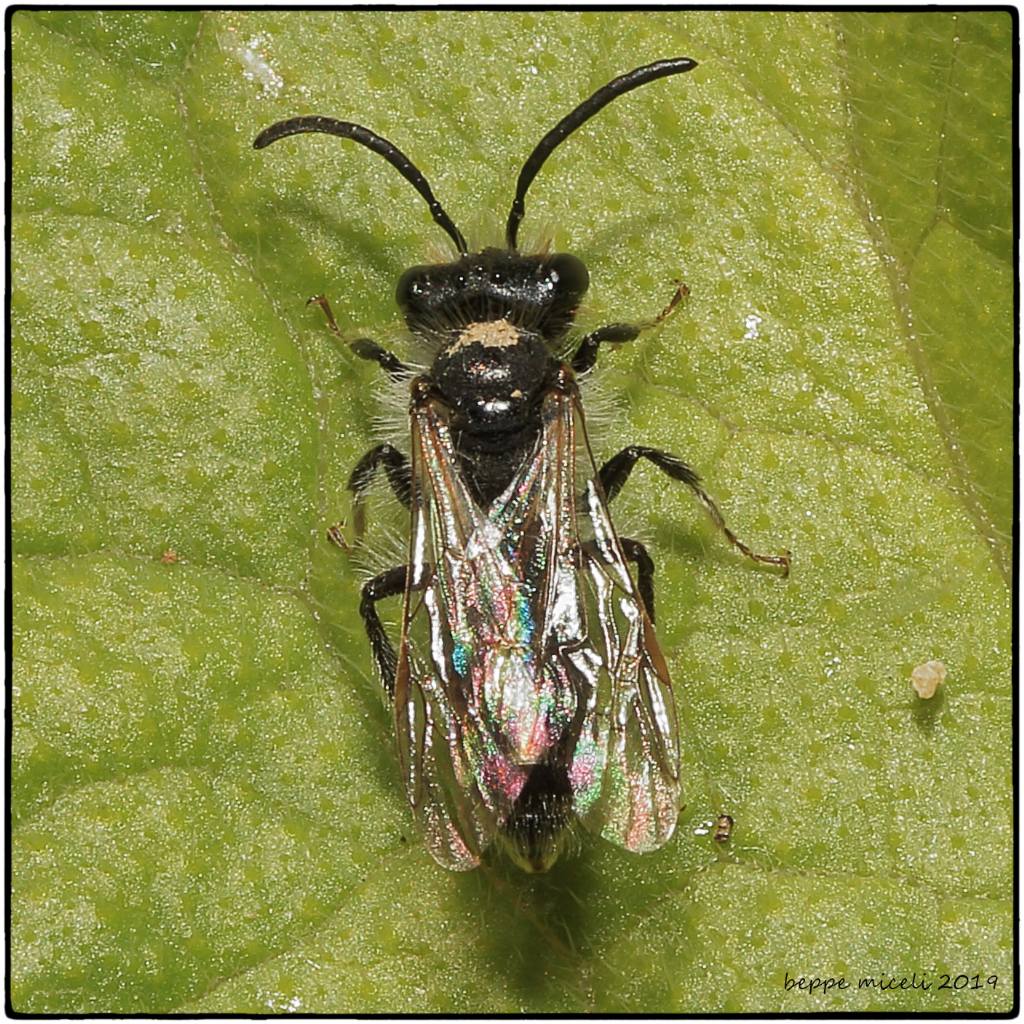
[12,11,1013,1014]
[842,10,1014,571]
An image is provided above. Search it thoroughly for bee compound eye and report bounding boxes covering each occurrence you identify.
[396,266,430,309]
[548,253,590,299]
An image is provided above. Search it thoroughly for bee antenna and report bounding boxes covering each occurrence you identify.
[254,116,469,257]
[505,57,698,251]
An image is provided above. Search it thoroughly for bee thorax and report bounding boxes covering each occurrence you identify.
[448,318,522,352]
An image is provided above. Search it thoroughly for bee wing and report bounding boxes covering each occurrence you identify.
[395,397,538,869]
[556,392,682,853]
[394,385,680,867]
[394,645,495,870]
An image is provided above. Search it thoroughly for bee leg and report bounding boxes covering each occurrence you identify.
[349,337,411,380]
[571,281,688,374]
[574,536,656,620]
[361,565,408,696]
[347,443,411,536]
[348,444,411,507]
[571,323,643,374]
[308,294,411,380]
[599,446,790,576]
[620,537,657,624]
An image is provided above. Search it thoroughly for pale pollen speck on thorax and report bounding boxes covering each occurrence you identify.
[449,318,522,353]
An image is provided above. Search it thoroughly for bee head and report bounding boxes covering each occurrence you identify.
[253,57,696,349]
[397,249,589,342]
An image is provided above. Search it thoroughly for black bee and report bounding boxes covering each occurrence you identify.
[255,57,789,872]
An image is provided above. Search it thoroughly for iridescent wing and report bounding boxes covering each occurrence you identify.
[569,485,681,852]
[394,382,681,869]
[394,397,535,869]
[551,390,682,852]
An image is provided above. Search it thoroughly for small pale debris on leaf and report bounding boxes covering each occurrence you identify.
[910,659,947,699]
